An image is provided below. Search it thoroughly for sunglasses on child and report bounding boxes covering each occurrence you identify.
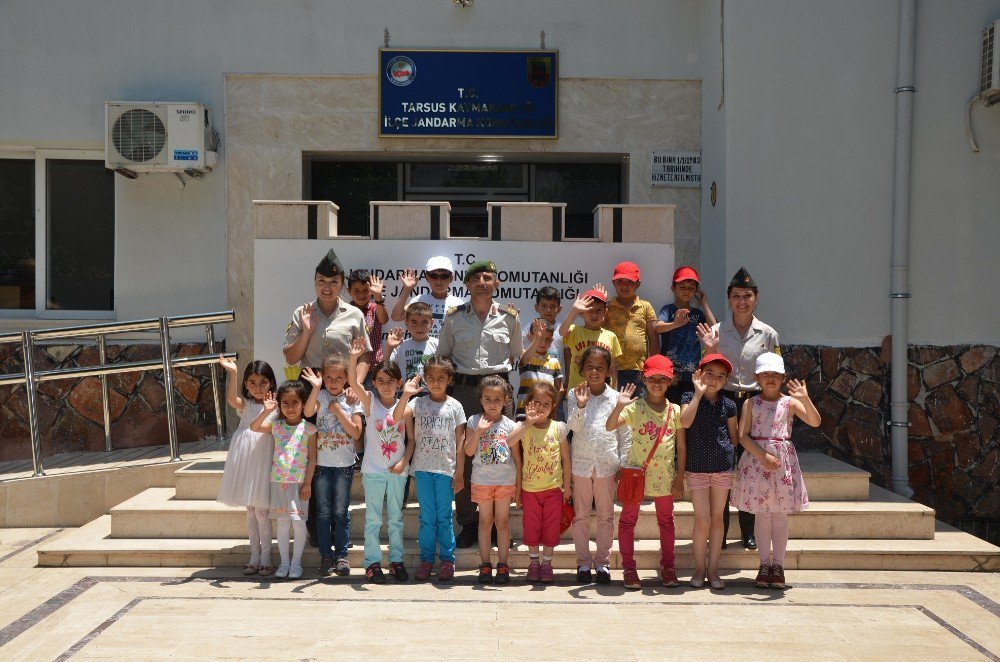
[426,271,452,280]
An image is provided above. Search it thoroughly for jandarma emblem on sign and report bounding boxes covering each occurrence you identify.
[527,57,551,88]
[386,56,416,86]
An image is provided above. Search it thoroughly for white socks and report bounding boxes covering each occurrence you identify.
[246,507,272,567]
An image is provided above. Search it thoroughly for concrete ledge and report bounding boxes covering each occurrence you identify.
[253,200,339,238]
[594,204,674,243]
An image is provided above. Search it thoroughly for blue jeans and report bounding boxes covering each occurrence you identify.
[362,472,407,567]
[313,465,353,560]
[414,471,455,564]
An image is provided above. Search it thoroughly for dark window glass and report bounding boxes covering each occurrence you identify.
[533,163,622,238]
[311,162,398,236]
[47,160,115,311]
[448,200,489,238]
[0,159,34,309]
[408,163,525,191]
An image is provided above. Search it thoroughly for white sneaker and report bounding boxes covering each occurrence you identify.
[289,564,303,579]
[275,564,290,578]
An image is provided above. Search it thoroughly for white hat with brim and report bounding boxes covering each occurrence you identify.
[425,256,454,273]
[755,352,785,375]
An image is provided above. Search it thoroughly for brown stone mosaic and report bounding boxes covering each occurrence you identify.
[783,343,1000,526]
[0,341,223,462]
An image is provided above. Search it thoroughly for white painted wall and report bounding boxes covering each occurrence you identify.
[0,0,701,339]
[717,0,1000,346]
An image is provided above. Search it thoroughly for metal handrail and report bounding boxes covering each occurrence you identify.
[0,310,236,476]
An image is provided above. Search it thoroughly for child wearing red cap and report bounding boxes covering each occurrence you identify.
[605,354,686,590]
[558,284,622,390]
[678,353,738,590]
[605,262,658,396]
[654,266,717,404]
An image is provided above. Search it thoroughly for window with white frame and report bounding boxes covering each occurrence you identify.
[0,150,115,317]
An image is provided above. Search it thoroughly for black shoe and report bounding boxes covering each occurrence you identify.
[319,556,335,576]
[478,562,494,584]
[390,562,409,582]
[495,563,510,585]
[456,526,477,549]
[595,567,612,584]
[365,562,386,584]
[576,568,593,584]
[743,534,757,550]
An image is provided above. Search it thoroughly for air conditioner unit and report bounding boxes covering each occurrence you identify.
[982,20,1000,106]
[105,102,218,172]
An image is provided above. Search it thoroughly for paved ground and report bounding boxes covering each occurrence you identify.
[1,527,997,660]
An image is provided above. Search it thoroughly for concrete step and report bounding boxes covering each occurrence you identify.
[174,452,872,502]
[111,484,935,541]
[37,516,1000,572]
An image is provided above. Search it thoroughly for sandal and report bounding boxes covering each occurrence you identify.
[257,565,274,577]
[243,563,259,576]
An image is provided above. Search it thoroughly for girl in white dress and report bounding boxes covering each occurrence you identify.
[217,357,277,576]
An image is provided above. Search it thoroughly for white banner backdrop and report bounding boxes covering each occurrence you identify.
[253,239,674,374]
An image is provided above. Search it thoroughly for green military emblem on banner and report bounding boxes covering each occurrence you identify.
[527,56,551,88]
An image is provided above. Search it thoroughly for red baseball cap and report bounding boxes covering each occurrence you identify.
[582,288,607,303]
[642,354,675,378]
[612,261,641,282]
[672,266,700,284]
[698,353,733,374]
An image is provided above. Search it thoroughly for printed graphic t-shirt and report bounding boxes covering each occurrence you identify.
[315,390,363,468]
[521,420,568,492]
[409,395,467,477]
[467,414,517,486]
[564,324,622,389]
[620,400,680,497]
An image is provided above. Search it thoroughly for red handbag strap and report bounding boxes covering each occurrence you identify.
[640,404,674,473]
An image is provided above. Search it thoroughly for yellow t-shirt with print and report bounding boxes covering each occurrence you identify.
[604,297,657,371]
[621,400,680,497]
[521,420,568,492]
[565,324,623,390]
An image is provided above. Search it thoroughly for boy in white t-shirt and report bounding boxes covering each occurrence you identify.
[389,255,465,339]
[386,301,439,381]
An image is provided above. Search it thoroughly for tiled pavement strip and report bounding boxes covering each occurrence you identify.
[0,528,997,660]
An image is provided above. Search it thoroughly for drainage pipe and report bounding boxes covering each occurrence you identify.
[890,0,916,498]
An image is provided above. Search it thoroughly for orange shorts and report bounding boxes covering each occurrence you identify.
[471,483,516,504]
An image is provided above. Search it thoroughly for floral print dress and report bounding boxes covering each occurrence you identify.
[730,395,809,514]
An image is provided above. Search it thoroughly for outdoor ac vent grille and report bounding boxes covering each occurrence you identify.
[982,21,999,95]
[112,108,167,163]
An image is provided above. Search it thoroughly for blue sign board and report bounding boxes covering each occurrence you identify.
[379,49,558,138]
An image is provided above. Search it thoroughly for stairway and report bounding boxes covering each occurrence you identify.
[37,452,1000,571]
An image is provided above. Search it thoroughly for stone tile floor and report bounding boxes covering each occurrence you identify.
[0,528,997,660]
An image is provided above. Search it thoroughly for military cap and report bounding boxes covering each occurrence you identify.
[463,259,498,282]
[729,266,757,289]
[316,249,345,277]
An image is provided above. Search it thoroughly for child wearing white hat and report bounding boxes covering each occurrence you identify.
[390,256,465,339]
[729,352,821,591]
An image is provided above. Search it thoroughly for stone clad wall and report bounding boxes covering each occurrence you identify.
[0,341,222,462]
[783,343,1000,525]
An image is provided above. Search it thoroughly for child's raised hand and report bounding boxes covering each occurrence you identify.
[402,374,422,397]
[593,282,607,298]
[262,391,277,413]
[301,367,322,388]
[523,400,547,425]
[300,301,317,335]
[218,355,238,374]
[617,383,637,407]
[400,268,418,289]
[694,289,708,307]
[571,294,592,315]
[574,382,591,409]
[368,274,385,299]
[691,369,708,397]
[348,336,366,360]
[696,322,719,351]
[762,453,781,471]
[787,379,810,400]
[477,413,495,432]
[386,327,404,351]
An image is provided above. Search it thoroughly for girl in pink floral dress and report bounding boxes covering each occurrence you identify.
[730,352,820,590]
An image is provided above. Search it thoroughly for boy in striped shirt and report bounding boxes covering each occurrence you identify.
[516,318,564,420]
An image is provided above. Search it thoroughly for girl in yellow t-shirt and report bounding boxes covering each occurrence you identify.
[606,354,686,591]
[508,382,571,584]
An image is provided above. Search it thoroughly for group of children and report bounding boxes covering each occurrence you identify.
[217,256,820,590]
